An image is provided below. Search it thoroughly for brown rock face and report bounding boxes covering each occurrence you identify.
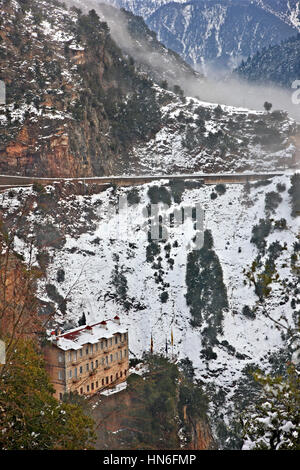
[0,1,161,178]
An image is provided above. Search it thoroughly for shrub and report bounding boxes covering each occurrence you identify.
[215,183,226,195]
[146,241,161,263]
[78,312,86,326]
[169,179,185,203]
[148,185,171,206]
[274,218,287,231]
[242,305,256,319]
[288,173,300,217]
[210,191,218,200]
[127,187,140,206]
[251,219,272,251]
[160,291,169,303]
[265,191,282,213]
[32,182,45,193]
[57,269,65,283]
[201,347,217,360]
[253,179,272,188]
[276,182,286,193]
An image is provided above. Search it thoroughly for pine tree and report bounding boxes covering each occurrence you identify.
[242,365,300,450]
[0,339,95,450]
[78,312,86,326]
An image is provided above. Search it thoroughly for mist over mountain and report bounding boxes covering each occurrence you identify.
[101,0,299,72]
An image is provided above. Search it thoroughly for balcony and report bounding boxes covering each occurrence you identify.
[72,377,81,383]
[72,359,81,366]
[89,353,98,359]
[104,366,111,371]
[89,369,97,376]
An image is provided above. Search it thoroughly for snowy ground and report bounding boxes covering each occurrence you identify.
[1,173,299,444]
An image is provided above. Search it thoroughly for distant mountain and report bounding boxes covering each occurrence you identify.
[255,0,300,29]
[147,0,298,69]
[102,0,185,19]
[236,34,300,88]
[102,0,299,70]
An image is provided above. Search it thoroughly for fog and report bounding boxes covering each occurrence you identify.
[65,0,300,122]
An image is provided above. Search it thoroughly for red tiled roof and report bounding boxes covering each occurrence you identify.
[57,317,118,339]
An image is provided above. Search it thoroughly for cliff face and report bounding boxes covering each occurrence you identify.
[0,0,299,178]
[0,0,161,177]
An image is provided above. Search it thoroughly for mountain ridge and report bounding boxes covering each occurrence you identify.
[101,0,300,70]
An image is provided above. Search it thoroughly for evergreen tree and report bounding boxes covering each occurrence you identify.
[263,101,272,113]
[118,354,209,450]
[78,312,86,326]
[242,365,300,450]
[289,173,300,217]
[186,230,228,340]
[0,339,95,450]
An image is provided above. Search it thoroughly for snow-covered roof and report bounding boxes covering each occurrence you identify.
[51,317,127,351]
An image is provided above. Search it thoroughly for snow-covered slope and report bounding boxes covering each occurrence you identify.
[2,172,299,447]
[101,0,299,70]
[125,87,298,175]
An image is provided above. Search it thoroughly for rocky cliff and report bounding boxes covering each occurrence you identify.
[1,0,299,179]
[0,0,161,177]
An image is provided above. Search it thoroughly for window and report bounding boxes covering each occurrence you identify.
[106,377,109,385]
[73,351,77,362]
[120,350,122,359]
[86,363,89,372]
[120,371,123,378]
[110,338,112,346]
[58,353,63,363]
[59,393,63,400]
[110,375,113,382]
[90,344,93,354]
[80,387,83,394]
[101,341,103,350]
[69,369,72,379]
[102,358,105,366]
[80,366,83,374]
[58,370,63,380]
[96,381,98,388]
[124,349,127,357]
[86,347,89,355]
[95,343,98,352]
[102,378,104,386]
[116,373,118,380]
[91,383,94,391]
[124,369,127,376]
[80,349,83,357]
[105,356,108,365]
[68,351,71,362]
[115,336,118,344]
[115,352,118,361]
[110,354,113,363]
[75,367,77,378]
[95,360,98,368]
[91,361,94,370]
[87,385,90,392]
